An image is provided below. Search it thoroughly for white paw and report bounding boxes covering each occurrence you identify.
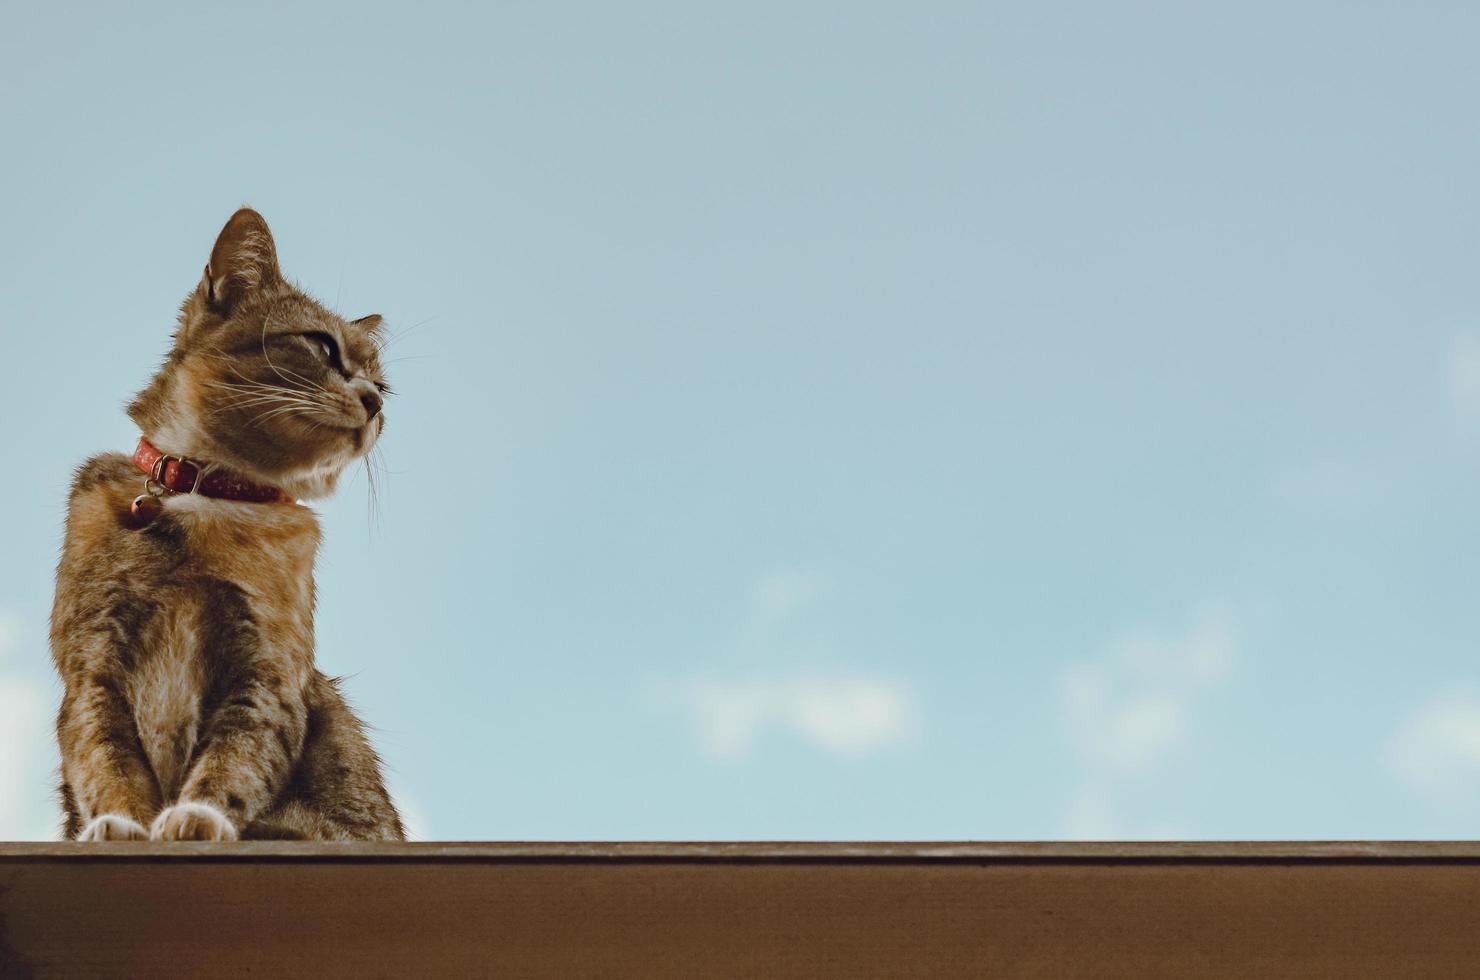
[78,814,150,841]
[150,801,238,842]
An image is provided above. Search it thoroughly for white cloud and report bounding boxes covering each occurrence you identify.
[0,611,59,841]
[1447,333,1480,419]
[1112,606,1236,690]
[679,673,917,760]
[1060,602,1236,838]
[658,567,916,761]
[751,567,835,621]
[1385,691,1480,804]
[1065,668,1186,773]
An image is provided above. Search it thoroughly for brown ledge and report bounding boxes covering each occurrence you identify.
[3,841,1479,977]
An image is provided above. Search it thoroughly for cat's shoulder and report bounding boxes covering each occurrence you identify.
[62,452,143,536]
[68,452,138,500]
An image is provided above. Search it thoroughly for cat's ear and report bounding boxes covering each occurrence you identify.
[202,208,281,314]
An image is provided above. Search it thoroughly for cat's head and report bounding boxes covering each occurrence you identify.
[129,208,389,501]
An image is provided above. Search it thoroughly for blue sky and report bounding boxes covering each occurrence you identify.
[3,1,1480,840]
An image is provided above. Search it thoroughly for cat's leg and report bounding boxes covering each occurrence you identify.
[243,673,404,842]
[59,781,82,840]
[240,805,312,840]
[152,650,310,842]
[56,668,163,841]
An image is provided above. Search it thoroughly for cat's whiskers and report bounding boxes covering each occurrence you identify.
[202,374,331,410]
[199,342,363,437]
[245,401,332,429]
[370,443,389,531]
[205,387,326,420]
[217,396,322,416]
[242,392,364,438]
[199,364,327,414]
[377,354,433,369]
[372,314,435,356]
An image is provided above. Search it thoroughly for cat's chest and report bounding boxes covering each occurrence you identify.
[128,610,207,801]
[128,497,320,799]
[165,495,320,602]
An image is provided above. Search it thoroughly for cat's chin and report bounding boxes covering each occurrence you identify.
[280,422,381,500]
[336,420,381,458]
[272,450,363,501]
[189,415,380,501]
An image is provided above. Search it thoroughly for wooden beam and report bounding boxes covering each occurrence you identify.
[4,842,1480,978]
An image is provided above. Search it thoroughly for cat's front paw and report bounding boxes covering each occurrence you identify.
[78,814,150,841]
[150,801,238,842]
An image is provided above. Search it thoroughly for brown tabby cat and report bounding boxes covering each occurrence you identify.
[49,208,405,841]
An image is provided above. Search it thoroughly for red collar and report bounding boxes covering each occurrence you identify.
[132,438,293,504]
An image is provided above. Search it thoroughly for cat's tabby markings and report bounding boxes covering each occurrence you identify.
[50,208,405,841]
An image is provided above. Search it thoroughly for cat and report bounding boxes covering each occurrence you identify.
[49,207,405,841]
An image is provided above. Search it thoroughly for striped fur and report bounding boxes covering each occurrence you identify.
[51,208,404,841]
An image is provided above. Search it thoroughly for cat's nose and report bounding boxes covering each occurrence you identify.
[360,390,383,420]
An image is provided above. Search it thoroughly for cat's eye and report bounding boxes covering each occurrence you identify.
[303,332,341,367]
